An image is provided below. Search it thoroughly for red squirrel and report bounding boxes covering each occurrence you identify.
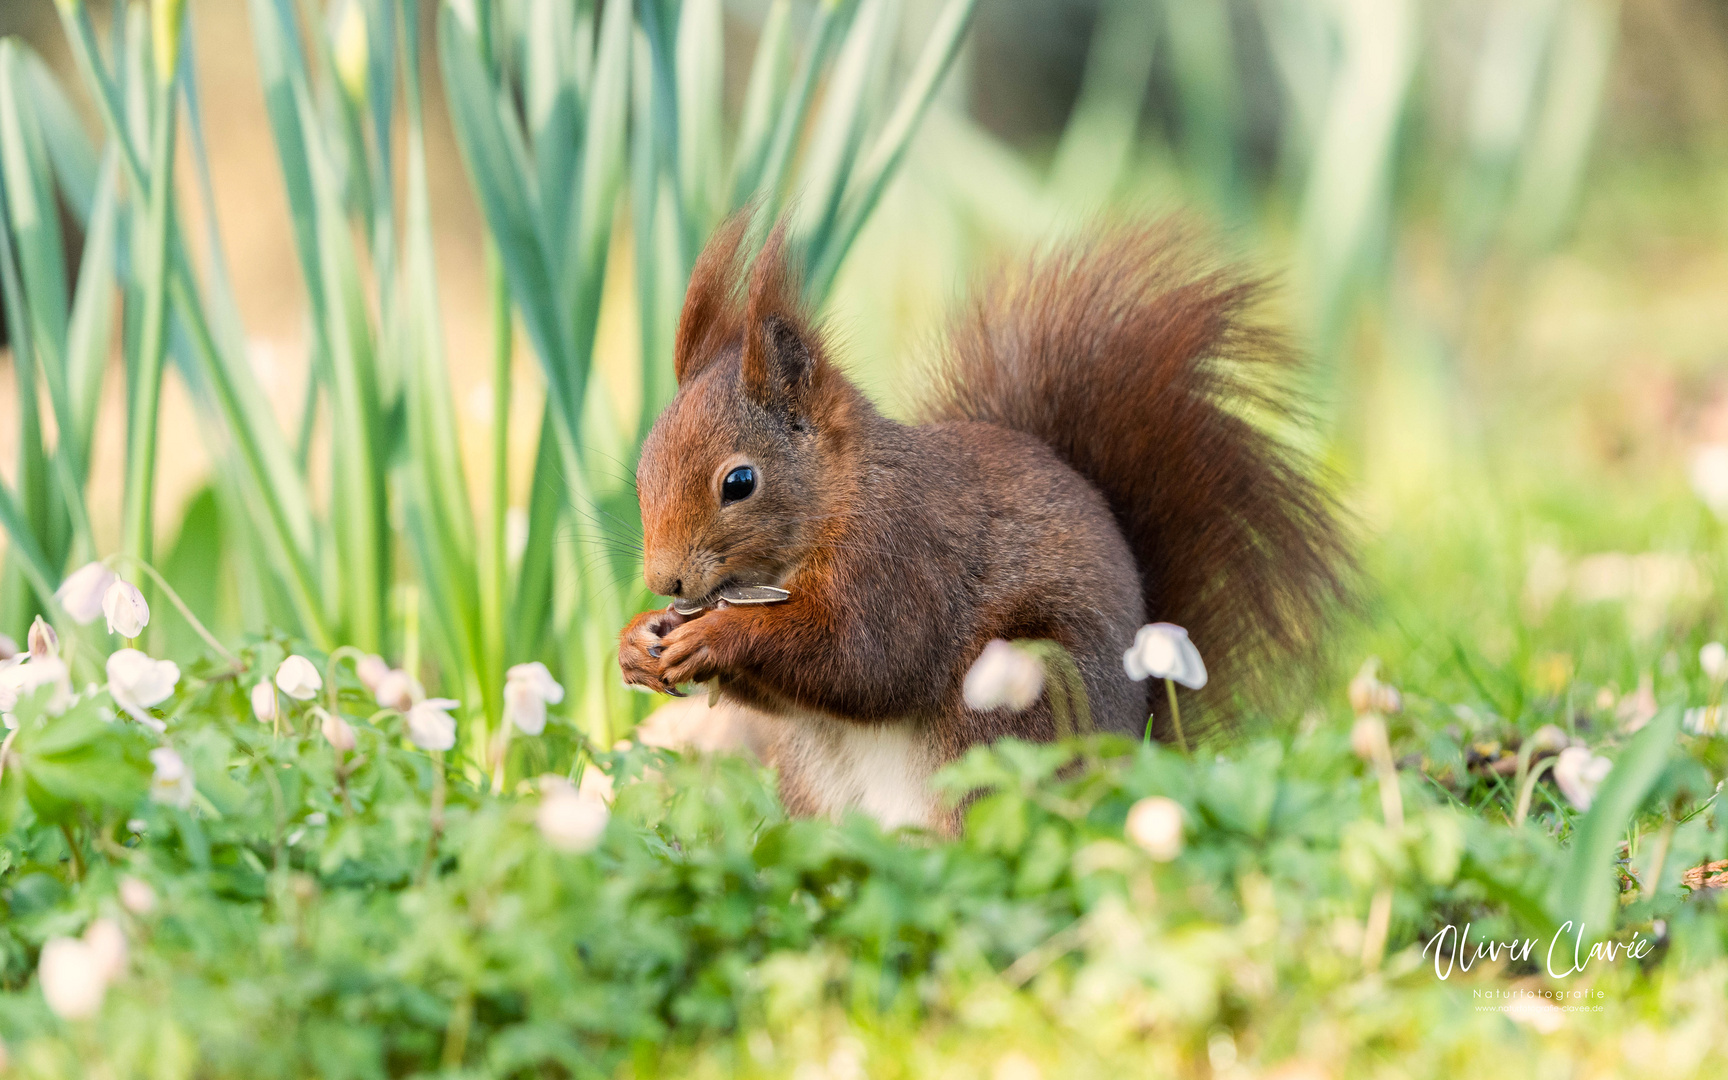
[618,216,1350,829]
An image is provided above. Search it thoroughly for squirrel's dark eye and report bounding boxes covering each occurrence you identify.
[721,466,756,504]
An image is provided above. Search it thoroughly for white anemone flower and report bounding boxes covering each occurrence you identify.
[274,655,323,701]
[502,662,565,736]
[405,698,459,752]
[102,578,150,637]
[107,649,180,731]
[1553,746,1613,812]
[317,707,357,753]
[1125,796,1184,861]
[54,562,116,625]
[1701,641,1728,685]
[536,776,609,853]
[1123,623,1208,689]
[374,668,421,711]
[962,639,1045,711]
[0,654,73,726]
[250,680,278,723]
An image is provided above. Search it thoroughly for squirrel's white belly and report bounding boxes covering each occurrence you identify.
[635,696,940,829]
[777,712,938,829]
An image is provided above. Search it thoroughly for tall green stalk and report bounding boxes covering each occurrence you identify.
[119,4,181,571]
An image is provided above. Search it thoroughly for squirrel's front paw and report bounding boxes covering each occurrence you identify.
[657,616,726,688]
[618,607,693,696]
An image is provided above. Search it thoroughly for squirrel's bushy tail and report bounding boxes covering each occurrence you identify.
[924,220,1352,721]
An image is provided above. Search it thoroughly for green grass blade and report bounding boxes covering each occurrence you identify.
[64,151,119,465]
[748,0,857,217]
[525,0,582,254]
[789,0,893,260]
[439,5,578,435]
[20,48,98,225]
[246,0,330,332]
[1548,705,1683,943]
[675,0,723,237]
[0,42,73,394]
[728,0,793,208]
[805,0,979,301]
[119,68,178,571]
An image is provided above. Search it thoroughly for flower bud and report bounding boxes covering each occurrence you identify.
[27,616,58,660]
[536,777,609,853]
[356,653,391,694]
[250,680,278,723]
[38,936,106,1020]
[275,655,323,701]
[119,876,158,915]
[1125,796,1184,861]
[1702,641,1728,685]
[83,918,126,984]
[963,640,1045,711]
[102,579,150,637]
[149,746,194,808]
[502,661,564,736]
[317,707,357,753]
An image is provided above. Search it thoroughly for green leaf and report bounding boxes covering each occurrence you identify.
[1548,705,1683,942]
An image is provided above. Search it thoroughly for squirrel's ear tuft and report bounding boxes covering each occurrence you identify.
[741,225,818,411]
[674,215,748,385]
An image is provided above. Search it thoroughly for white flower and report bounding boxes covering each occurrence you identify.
[275,655,323,701]
[0,632,16,660]
[0,654,73,724]
[83,918,126,984]
[1553,746,1613,812]
[1123,623,1208,689]
[107,649,180,730]
[38,936,107,1020]
[27,615,58,660]
[536,777,609,853]
[1683,706,1722,737]
[118,876,157,915]
[149,746,194,809]
[54,562,116,624]
[962,640,1045,711]
[250,680,278,723]
[102,578,150,637]
[356,653,391,694]
[1125,796,1184,861]
[405,698,459,751]
[317,707,357,753]
[374,668,420,711]
[1702,642,1728,685]
[502,662,564,736]
[1690,444,1728,518]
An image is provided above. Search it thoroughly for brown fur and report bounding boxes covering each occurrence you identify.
[619,218,1350,826]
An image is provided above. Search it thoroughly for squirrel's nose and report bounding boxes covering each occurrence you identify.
[644,556,683,598]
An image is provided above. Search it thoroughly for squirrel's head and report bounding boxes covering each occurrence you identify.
[635,220,860,605]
